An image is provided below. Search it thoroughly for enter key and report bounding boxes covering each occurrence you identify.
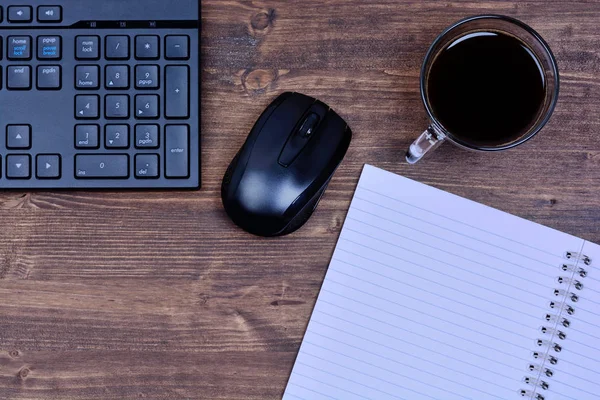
[165,125,189,178]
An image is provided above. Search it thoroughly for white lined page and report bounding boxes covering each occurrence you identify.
[283,165,593,400]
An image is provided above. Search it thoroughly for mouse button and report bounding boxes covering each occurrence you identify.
[276,102,328,168]
[304,111,347,155]
[288,112,349,180]
[252,97,313,157]
[298,113,320,138]
[278,112,321,167]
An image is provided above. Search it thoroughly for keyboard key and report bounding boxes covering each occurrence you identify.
[135,154,159,179]
[8,36,31,60]
[75,95,100,119]
[0,7,3,23]
[6,125,31,149]
[105,95,130,119]
[37,65,61,90]
[7,66,31,90]
[75,65,100,89]
[135,124,159,148]
[75,125,100,149]
[75,155,129,179]
[6,155,31,179]
[165,35,190,60]
[135,95,159,119]
[135,35,159,59]
[165,66,190,118]
[105,35,130,60]
[37,6,62,22]
[135,65,159,89]
[76,36,100,60]
[37,36,61,59]
[105,65,129,89]
[105,125,129,149]
[8,6,32,22]
[36,155,61,179]
[165,125,189,178]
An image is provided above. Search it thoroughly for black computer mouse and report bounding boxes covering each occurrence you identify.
[222,92,352,237]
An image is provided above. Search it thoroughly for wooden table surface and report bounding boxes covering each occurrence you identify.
[2,1,600,399]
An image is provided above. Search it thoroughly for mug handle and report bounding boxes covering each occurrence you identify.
[406,126,446,164]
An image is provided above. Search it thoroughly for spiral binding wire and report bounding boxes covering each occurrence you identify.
[518,251,591,399]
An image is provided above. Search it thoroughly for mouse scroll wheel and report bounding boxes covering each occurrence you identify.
[298,113,320,138]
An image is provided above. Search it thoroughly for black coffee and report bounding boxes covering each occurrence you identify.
[427,31,546,147]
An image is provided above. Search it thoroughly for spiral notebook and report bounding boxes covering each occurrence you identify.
[282,165,600,400]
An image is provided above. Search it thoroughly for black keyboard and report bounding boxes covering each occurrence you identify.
[0,0,200,189]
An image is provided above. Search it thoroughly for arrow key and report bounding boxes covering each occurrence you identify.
[6,125,31,149]
[75,95,99,119]
[6,155,31,179]
[135,95,159,119]
[105,65,129,89]
[36,155,61,179]
[105,125,130,149]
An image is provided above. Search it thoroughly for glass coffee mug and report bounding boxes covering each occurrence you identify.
[406,15,560,164]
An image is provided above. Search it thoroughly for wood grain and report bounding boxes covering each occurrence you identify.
[2,1,600,399]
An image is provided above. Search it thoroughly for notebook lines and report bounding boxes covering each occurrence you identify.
[350,207,555,279]
[570,327,600,343]
[345,219,552,291]
[297,363,411,400]
[575,305,600,320]
[586,276,600,285]
[334,251,545,319]
[322,289,533,353]
[300,350,440,400]
[332,257,600,350]
[354,195,563,271]
[578,296,600,307]
[291,373,373,400]
[301,352,446,400]
[319,298,598,380]
[563,347,600,365]
[315,305,529,367]
[330,255,600,351]
[357,185,562,259]
[308,317,520,381]
[338,240,547,310]
[301,343,507,399]
[328,267,541,338]
[552,365,600,389]
[303,337,579,400]
[546,373,600,400]
[283,393,308,400]
[300,332,502,400]
[287,382,341,400]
